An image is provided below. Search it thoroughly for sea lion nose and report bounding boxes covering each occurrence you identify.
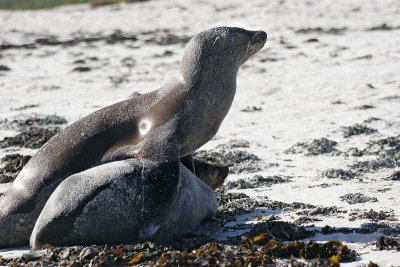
[254,31,267,43]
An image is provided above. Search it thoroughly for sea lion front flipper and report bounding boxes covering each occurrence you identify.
[180,155,228,190]
[101,131,180,164]
[0,210,34,248]
[193,159,229,190]
[100,145,140,163]
[180,154,229,190]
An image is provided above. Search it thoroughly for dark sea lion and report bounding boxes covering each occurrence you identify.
[0,26,267,248]
[30,160,216,249]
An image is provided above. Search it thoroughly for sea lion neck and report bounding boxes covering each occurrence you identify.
[178,55,238,98]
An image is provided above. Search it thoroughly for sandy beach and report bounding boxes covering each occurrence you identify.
[1,0,400,265]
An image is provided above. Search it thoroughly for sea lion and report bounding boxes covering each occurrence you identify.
[0,26,267,247]
[30,159,217,248]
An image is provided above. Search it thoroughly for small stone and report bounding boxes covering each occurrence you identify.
[72,66,91,72]
[356,104,375,110]
[388,171,400,181]
[240,106,262,112]
[0,65,11,71]
[321,225,332,234]
[60,248,71,260]
[22,251,44,262]
[79,247,97,260]
[304,38,319,42]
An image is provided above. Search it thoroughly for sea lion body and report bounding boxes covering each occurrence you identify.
[0,27,267,247]
[30,160,216,248]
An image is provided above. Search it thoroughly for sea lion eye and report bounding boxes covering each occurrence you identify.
[235,28,247,35]
[233,29,248,40]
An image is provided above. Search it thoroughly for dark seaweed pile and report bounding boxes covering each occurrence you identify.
[0,29,191,51]
[285,134,400,179]
[285,138,339,156]
[194,149,262,174]
[4,115,67,129]
[350,157,398,175]
[349,209,395,222]
[321,168,354,180]
[339,193,378,204]
[0,154,31,183]
[216,190,261,223]
[375,236,400,251]
[341,124,377,138]
[364,135,400,157]
[0,114,67,149]
[0,128,59,149]
[0,237,357,266]
[225,174,291,189]
[346,136,400,175]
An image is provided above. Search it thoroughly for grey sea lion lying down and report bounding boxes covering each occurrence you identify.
[30,160,217,249]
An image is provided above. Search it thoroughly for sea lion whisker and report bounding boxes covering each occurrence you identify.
[212,36,221,46]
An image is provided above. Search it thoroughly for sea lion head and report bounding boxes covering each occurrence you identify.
[179,27,267,81]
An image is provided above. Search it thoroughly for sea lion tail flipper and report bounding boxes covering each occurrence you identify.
[193,159,229,190]
[0,184,41,248]
[0,212,33,248]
